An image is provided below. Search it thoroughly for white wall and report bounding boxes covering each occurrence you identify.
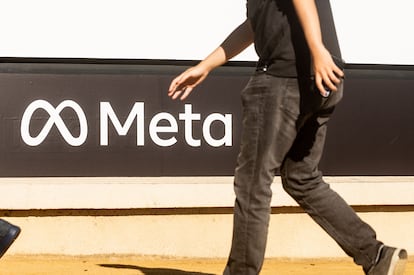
[331,0,414,65]
[2,177,413,257]
[0,0,413,65]
[0,176,413,209]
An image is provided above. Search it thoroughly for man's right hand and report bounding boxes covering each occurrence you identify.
[168,19,254,101]
[168,65,209,101]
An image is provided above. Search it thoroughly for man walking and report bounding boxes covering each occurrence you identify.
[168,0,407,274]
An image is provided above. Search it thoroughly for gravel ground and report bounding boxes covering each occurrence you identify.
[1,255,412,274]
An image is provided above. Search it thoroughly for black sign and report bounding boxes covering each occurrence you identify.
[0,62,251,176]
[0,61,413,177]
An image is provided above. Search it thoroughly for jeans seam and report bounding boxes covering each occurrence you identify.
[242,88,267,275]
[300,195,376,269]
[301,195,358,255]
[282,163,360,262]
[283,163,376,269]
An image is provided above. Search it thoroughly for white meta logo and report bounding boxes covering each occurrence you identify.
[100,103,232,147]
[21,100,88,146]
[20,100,232,147]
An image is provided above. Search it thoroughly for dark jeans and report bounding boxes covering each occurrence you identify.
[224,73,382,275]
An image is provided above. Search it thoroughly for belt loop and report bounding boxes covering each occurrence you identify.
[256,62,269,72]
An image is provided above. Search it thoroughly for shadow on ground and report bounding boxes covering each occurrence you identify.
[99,264,216,275]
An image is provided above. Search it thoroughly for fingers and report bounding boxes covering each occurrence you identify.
[168,74,187,100]
[168,66,209,101]
[168,74,195,101]
[316,63,344,96]
[315,74,326,96]
[168,75,184,97]
[326,70,341,90]
[333,64,345,79]
[169,86,194,101]
[180,86,193,100]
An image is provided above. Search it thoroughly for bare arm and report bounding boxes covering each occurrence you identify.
[168,19,254,100]
[292,0,344,95]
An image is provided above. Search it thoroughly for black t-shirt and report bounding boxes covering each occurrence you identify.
[247,0,341,78]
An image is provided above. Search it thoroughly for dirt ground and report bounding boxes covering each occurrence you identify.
[0,255,413,275]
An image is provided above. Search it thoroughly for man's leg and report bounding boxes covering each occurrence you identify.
[224,75,300,275]
[280,107,383,272]
[0,219,20,258]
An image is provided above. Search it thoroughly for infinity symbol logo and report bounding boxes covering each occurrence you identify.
[21,100,88,146]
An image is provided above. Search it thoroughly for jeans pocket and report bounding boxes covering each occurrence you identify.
[280,78,301,116]
[323,80,344,109]
[240,73,271,105]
